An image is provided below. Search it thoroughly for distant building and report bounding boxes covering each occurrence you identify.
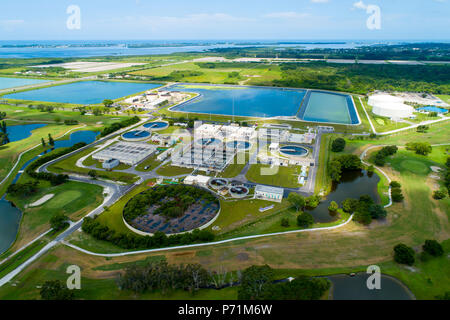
[254,185,284,203]
[102,158,120,170]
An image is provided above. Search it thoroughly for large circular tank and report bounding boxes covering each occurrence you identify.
[143,121,169,131]
[229,185,249,198]
[122,130,151,141]
[209,178,229,190]
[279,145,308,158]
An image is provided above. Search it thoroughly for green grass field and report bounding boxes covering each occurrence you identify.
[246,164,301,188]
[5,180,104,251]
[155,163,193,176]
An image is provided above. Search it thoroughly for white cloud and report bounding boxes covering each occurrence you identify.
[263,12,309,19]
[311,0,329,3]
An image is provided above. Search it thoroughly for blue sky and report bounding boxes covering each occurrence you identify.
[0,0,449,40]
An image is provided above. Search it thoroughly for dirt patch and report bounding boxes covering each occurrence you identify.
[236,252,249,261]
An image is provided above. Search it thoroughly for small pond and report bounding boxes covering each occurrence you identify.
[328,273,414,300]
[307,170,381,223]
[5,123,48,143]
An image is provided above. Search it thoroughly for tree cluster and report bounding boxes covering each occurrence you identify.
[331,137,346,152]
[328,154,362,182]
[117,261,209,294]
[406,142,432,156]
[82,217,215,250]
[237,265,330,300]
[100,116,140,137]
[374,145,398,166]
[342,195,387,225]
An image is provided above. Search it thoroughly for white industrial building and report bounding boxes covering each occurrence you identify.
[368,94,415,118]
[183,175,211,187]
[254,185,284,203]
[93,142,157,166]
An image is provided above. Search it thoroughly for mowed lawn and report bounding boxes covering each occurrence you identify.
[246,164,301,188]
[6,181,104,251]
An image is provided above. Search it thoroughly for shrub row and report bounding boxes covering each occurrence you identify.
[82,217,215,250]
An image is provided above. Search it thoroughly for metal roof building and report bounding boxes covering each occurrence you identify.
[254,185,284,203]
[93,142,157,166]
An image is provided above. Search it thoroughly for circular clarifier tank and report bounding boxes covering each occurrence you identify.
[143,121,169,130]
[229,185,249,198]
[195,138,222,147]
[279,145,308,157]
[226,140,251,150]
[122,130,151,140]
[209,178,229,189]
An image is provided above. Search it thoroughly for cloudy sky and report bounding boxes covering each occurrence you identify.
[1,0,449,40]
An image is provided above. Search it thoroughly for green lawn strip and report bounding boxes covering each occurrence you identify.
[48,147,139,184]
[1,104,128,126]
[135,155,161,172]
[0,240,47,279]
[67,232,135,254]
[436,94,450,104]
[246,164,301,188]
[218,206,350,240]
[156,163,193,176]
[219,152,249,178]
[211,198,291,237]
[314,133,335,195]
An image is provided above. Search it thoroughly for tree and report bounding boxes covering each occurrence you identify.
[40,280,74,300]
[331,138,346,152]
[103,99,114,107]
[1,121,7,134]
[406,142,432,156]
[422,240,444,257]
[328,159,342,182]
[342,198,359,213]
[390,181,401,188]
[305,195,321,209]
[287,193,305,211]
[238,265,274,300]
[297,212,314,228]
[88,170,97,179]
[41,137,46,148]
[369,204,387,219]
[280,218,290,227]
[48,133,55,147]
[393,244,415,265]
[391,188,404,202]
[328,201,339,212]
[50,213,68,231]
[354,210,372,225]
[432,190,446,200]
